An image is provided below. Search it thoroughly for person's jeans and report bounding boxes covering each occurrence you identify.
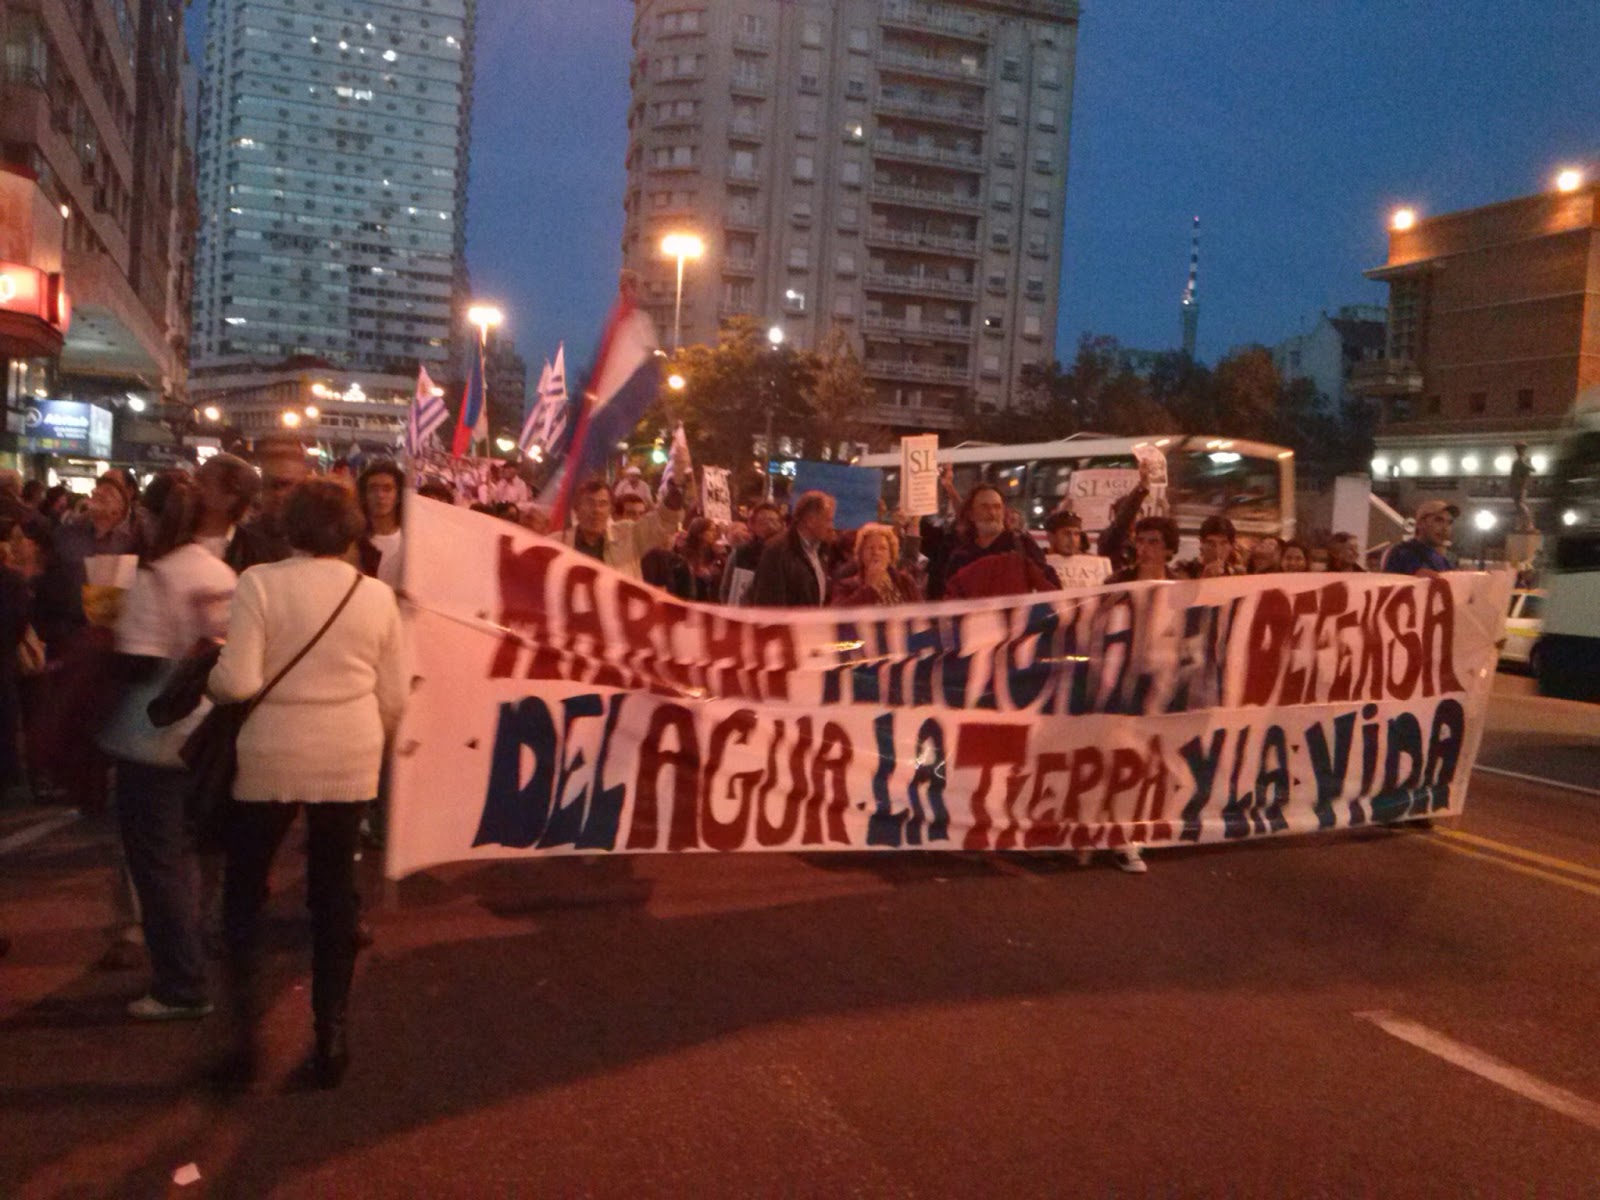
[114,760,206,1007]
[222,801,365,1030]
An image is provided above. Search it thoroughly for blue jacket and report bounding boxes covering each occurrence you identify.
[1381,538,1454,576]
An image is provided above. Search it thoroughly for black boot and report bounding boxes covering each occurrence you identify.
[209,960,261,1094]
[314,1015,349,1090]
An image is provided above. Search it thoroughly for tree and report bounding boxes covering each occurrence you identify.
[804,324,886,456]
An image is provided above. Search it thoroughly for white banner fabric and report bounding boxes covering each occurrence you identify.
[387,499,1510,879]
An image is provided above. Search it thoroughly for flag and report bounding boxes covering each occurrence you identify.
[406,365,449,458]
[451,340,487,459]
[519,343,569,457]
[546,288,662,527]
[656,422,689,501]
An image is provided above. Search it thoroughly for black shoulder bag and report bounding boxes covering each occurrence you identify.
[180,571,363,846]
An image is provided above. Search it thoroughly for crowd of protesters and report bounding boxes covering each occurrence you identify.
[0,429,1468,1070]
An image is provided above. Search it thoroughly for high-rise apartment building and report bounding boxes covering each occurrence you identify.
[189,0,475,451]
[0,0,195,473]
[1354,178,1599,521]
[623,0,1079,432]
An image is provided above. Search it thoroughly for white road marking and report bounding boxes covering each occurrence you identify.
[1474,764,1600,799]
[1356,1010,1600,1133]
[0,810,79,856]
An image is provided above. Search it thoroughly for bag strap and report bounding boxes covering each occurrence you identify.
[246,570,363,715]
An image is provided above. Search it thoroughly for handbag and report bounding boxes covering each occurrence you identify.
[147,640,223,729]
[181,571,363,844]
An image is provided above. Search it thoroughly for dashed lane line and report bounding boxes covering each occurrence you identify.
[1357,1010,1600,1134]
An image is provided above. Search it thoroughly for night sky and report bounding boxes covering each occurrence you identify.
[192,1,1598,378]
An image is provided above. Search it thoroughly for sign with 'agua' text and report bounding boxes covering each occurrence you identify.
[386,499,1510,878]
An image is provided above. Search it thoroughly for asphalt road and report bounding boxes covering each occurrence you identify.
[2,674,1597,1198]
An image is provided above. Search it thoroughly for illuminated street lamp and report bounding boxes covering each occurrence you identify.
[1390,207,1417,232]
[466,303,504,348]
[762,325,786,498]
[202,405,222,422]
[281,410,302,429]
[667,373,686,391]
[304,404,321,420]
[660,232,705,351]
[1555,167,1584,193]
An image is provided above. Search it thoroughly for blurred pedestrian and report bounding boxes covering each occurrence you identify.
[557,479,683,581]
[1326,532,1365,573]
[1247,536,1285,575]
[1109,516,1181,585]
[1178,515,1245,579]
[937,484,1060,600]
[1381,501,1458,578]
[833,523,922,606]
[1043,511,1110,588]
[750,490,835,607]
[98,473,237,1020]
[356,460,405,588]
[210,480,407,1090]
[235,431,311,568]
[1279,540,1311,572]
[721,501,784,605]
[192,453,263,568]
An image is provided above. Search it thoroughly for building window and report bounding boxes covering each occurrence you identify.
[798,74,820,94]
[1387,397,1414,422]
[1000,56,1021,80]
[738,13,765,38]
[981,354,1002,377]
[847,27,870,53]
[834,292,855,316]
[1470,391,1487,414]
[794,154,814,180]
[992,182,1013,209]
[990,230,1011,249]
[1030,191,1050,215]
[730,148,757,178]
[789,246,810,270]
[840,160,862,186]
[986,271,1006,293]
[838,204,859,227]
[791,200,813,225]
[1024,275,1045,299]
[1516,388,1533,411]
[998,99,1019,123]
[1027,233,1047,258]
[1038,60,1061,88]
[984,313,1004,331]
[1023,315,1042,338]
[1034,149,1053,173]
[846,76,866,97]
[659,10,703,35]
[784,286,807,312]
[835,251,857,275]
[801,20,823,47]
[996,139,1017,166]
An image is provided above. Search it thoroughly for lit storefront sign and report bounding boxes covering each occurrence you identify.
[21,400,113,458]
[0,259,71,358]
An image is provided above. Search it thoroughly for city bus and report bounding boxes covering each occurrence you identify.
[856,434,1296,555]
[1538,411,1600,701]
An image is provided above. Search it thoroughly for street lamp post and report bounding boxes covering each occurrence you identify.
[764,324,784,500]
[466,303,504,453]
[660,233,704,352]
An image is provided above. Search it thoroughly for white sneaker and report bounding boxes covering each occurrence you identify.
[1115,845,1148,875]
[127,994,213,1022]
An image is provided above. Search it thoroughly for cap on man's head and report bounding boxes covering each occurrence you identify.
[1044,510,1082,533]
[1415,499,1460,521]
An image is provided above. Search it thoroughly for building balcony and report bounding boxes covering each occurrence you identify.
[865,400,962,431]
[872,137,983,170]
[864,359,972,386]
[722,256,758,276]
[872,92,987,129]
[864,270,976,299]
[866,183,983,213]
[718,301,755,319]
[862,227,979,256]
[861,317,974,341]
[877,48,989,84]
[730,73,770,98]
[732,30,772,53]
[880,0,991,42]
[1350,357,1424,398]
[727,165,761,183]
[728,118,766,141]
[723,212,760,232]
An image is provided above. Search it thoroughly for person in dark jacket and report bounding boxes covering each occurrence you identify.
[749,490,835,607]
[720,501,785,604]
[935,484,1060,600]
[1381,500,1457,577]
[1326,532,1366,573]
[231,431,311,570]
[1108,515,1182,584]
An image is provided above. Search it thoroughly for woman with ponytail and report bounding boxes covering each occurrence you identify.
[98,471,239,1021]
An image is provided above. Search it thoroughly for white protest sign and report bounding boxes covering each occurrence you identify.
[1065,468,1141,532]
[701,466,732,524]
[1047,553,1111,589]
[1133,443,1169,516]
[899,434,940,517]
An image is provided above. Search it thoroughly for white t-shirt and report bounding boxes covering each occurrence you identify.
[116,543,239,659]
[369,529,404,590]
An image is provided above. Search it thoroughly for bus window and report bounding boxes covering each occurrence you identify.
[1027,461,1074,527]
[1168,450,1283,531]
[992,462,1028,510]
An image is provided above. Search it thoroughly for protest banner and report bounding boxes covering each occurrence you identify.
[899,434,940,517]
[387,499,1510,879]
[790,460,880,529]
[701,466,733,524]
[1065,468,1141,531]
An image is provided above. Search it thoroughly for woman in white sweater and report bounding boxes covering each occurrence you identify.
[209,479,407,1090]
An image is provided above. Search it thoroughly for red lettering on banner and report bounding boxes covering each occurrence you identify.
[1022,752,1071,848]
[489,538,563,678]
[1100,748,1145,846]
[701,709,760,851]
[755,719,805,847]
[1420,578,1462,696]
[1241,588,1292,706]
[955,723,1029,851]
[1062,748,1105,849]
[803,722,853,846]
[563,565,629,689]
[627,703,700,851]
[1278,588,1322,707]
[1384,588,1422,700]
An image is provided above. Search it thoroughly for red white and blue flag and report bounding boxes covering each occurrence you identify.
[451,340,488,459]
[545,288,661,525]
